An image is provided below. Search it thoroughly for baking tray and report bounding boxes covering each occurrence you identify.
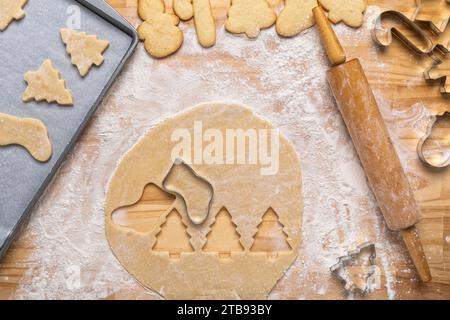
[0,0,138,258]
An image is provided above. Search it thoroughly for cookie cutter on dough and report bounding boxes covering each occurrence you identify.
[330,243,378,294]
[417,112,450,168]
[162,158,214,225]
[372,10,447,62]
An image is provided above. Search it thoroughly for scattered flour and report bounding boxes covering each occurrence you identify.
[14,6,406,299]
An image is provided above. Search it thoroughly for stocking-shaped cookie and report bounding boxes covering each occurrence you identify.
[23,60,73,106]
[276,0,317,37]
[60,28,109,77]
[225,0,277,38]
[0,0,27,31]
[318,0,367,28]
[137,0,183,58]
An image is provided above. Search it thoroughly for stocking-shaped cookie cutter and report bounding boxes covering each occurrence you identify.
[162,158,214,225]
[417,112,450,168]
[372,10,447,62]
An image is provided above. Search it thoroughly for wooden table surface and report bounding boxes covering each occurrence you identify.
[1,0,449,299]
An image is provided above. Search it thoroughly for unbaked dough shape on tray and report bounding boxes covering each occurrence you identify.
[105,102,303,299]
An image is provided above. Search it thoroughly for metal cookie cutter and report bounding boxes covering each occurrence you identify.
[417,112,450,168]
[330,243,378,294]
[372,10,447,62]
[162,158,214,225]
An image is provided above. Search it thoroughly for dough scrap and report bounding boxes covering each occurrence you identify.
[0,112,52,162]
[137,0,183,58]
[276,0,317,37]
[318,0,367,28]
[60,28,110,77]
[193,0,216,47]
[225,0,277,38]
[173,0,194,20]
[23,59,74,106]
[105,102,303,299]
[0,0,27,31]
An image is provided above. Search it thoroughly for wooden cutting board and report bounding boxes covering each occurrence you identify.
[0,0,449,299]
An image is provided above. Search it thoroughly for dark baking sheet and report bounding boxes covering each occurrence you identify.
[0,0,138,257]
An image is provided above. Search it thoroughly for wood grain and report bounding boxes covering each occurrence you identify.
[1,0,450,300]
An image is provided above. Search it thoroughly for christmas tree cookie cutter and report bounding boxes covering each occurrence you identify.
[417,112,450,168]
[330,243,379,294]
[162,158,214,225]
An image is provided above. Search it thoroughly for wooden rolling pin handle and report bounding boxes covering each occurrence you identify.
[401,226,432,282]
[313,6,346,66]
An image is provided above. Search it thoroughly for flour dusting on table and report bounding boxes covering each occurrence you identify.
[14,6,410,299]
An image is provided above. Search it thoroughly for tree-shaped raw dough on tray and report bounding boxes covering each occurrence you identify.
[225,0,277,38]
[0,0,27,31]
[414,0,450,34]
[318,0,367,28]
[152,209,194,259]
[276,0,317,37]
[137,0,183,58]
[251,208,291,258]
[60,28,109,77]
[425,56,450,93]
[23,59,73,106]
[173,0,194,20]
[203,208,244,259]
[193,0,216,47]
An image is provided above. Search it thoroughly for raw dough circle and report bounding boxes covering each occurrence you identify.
[105,102,303,299]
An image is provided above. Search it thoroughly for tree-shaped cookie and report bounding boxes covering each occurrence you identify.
[23,59,73,106]
[60,28,109,77]
[318,0,367,28]
[250,208,291,258]
[425,56,450,93]
[414,0,450,34]
[137,0,183,58]
[203,208,244,258]
[0,0,27,31]
[225,0,277,38]
[153,209,194,259]
[276,0,317,38]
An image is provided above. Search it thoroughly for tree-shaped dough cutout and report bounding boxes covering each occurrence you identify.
[23,59,73,106]
[152,209,194,259]
[0,0,27,31]
[225,0,277,38]
[60,28,109,77]
[251,208,292,259]
[203,208,244,259]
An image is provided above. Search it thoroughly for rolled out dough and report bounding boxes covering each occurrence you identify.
[105,102,303,299]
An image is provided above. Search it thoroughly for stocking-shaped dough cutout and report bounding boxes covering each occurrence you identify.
[250,208,292,259]
[23,59,73,106]
[318,0,367,28]
[105,102,303,299]
[414,0,450,34]
[203,208,244,258]
[0,0,27,31]
[225,0,277,38]
[0,112,52,162]
[137,0,183,58]
[152,209,194,259]
[173,0,193,20]
[276,0,317,37]
[112,183,176,233]
[162,159,214,225]
[193,0,216,47]
[425,55,450,93]
[60,28,109,77]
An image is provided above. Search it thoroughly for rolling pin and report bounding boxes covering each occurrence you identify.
[313,6,432,282]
